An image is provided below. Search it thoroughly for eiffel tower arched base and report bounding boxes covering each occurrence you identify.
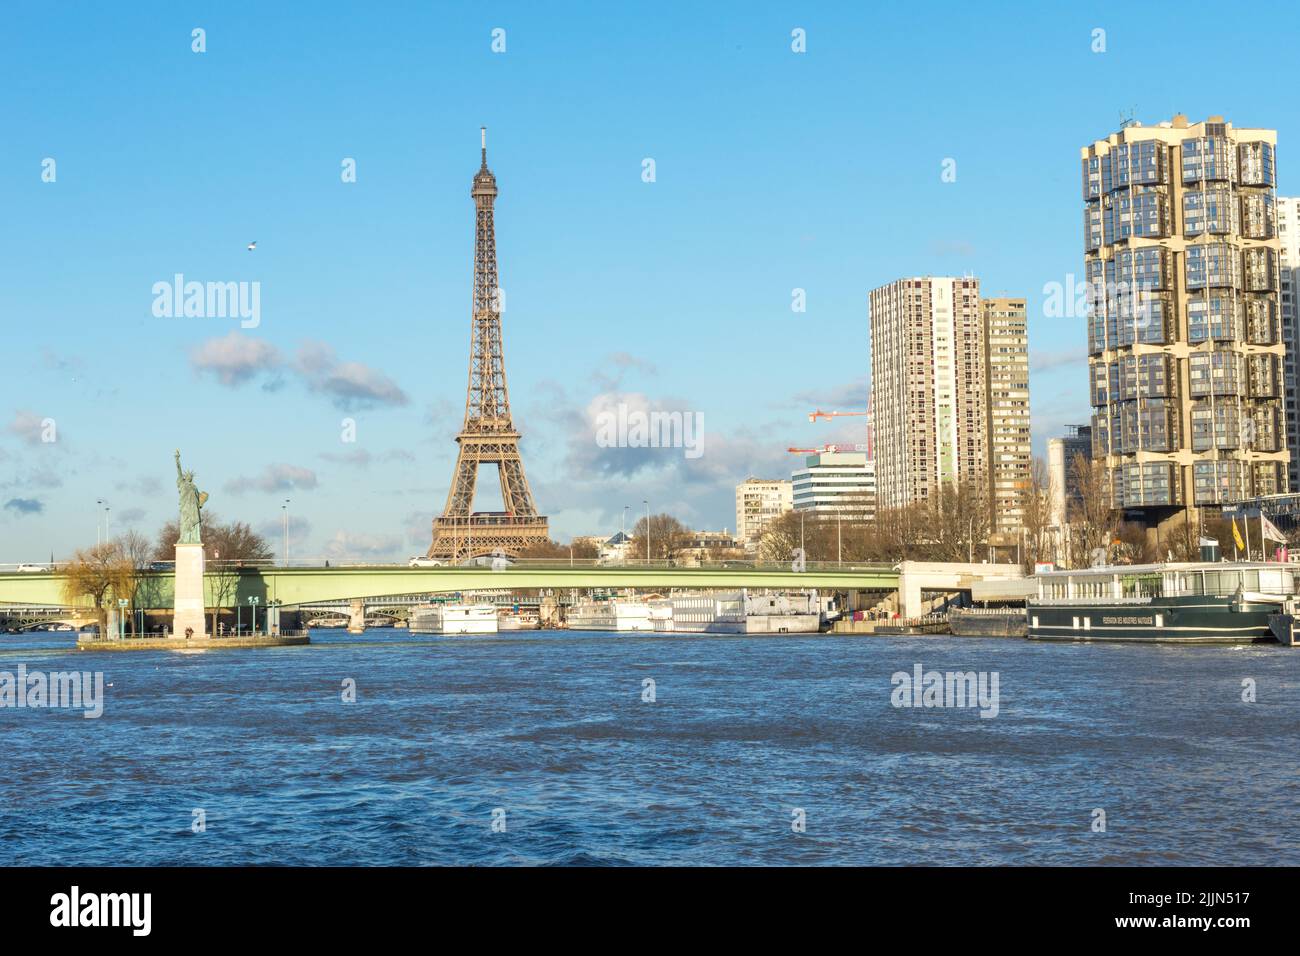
[428,515,550,563]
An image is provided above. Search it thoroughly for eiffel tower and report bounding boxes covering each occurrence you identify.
[427,129,549,561]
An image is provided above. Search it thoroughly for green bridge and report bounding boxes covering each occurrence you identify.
[0,564,900,612]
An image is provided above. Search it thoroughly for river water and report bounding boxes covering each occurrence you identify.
[2,627,1297,865]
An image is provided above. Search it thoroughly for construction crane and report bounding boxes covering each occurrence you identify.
[807,401,874,459]
[787,444,868,455]
[808,409,866,423]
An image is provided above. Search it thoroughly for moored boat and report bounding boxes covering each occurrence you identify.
[566,599,654,631]
[1027,562,1293,644]
[409,603,498,635]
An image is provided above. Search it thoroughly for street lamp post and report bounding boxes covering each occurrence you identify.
[248,596,260,636]
[643,499,650,564]
[96,499,105,546]
[837,511,842,566]
[622,505,629,564]
[282,499,291,566]
[117,598,128,640]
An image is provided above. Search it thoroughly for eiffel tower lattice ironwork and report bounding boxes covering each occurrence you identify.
[428,129,548,561]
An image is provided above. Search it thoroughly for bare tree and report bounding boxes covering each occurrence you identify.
[923,478,991,563]
[516,538,599,560]
[60,542,132,635]
[1066,453,1116,568]
[1166,510,1201,562]
[154,512,272,563]
[1113,521,1157,565]
[116,530,155,636]
[1020,457,1055,571]
[629,513,688,561]
[759,512,837,564]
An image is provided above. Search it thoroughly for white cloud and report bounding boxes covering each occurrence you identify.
[224,463,319,495]
[320,530,405,562]
[296,342,409,410]
[190,332,283,386]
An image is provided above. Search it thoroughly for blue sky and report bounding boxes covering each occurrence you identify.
[4,1,1300,562]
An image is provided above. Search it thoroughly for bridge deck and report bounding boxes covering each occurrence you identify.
[0,564,901,610]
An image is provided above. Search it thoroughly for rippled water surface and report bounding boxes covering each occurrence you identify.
[2,627,1298,865]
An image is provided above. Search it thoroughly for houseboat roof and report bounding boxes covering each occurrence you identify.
[1036,561,1286,577]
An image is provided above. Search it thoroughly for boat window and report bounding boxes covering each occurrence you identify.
[1206,570,1247,594]
[1242,570,1259,592]
[1121,573,1161,598]
[1260,568,1293,594]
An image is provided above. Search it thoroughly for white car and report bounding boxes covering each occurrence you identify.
[16,564,47,573]
[408,556,445,568]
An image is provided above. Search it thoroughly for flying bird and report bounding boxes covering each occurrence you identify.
[247,241,257,251]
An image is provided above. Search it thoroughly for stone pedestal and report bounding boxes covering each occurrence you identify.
[174,543,208,639]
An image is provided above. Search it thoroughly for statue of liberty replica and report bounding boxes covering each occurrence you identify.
[175,449,207,544]
[172,449,209,639]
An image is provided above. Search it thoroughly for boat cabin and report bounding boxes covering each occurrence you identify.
[1032,562,1295,604]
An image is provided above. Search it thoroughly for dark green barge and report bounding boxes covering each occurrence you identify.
[1026,562,1293,644]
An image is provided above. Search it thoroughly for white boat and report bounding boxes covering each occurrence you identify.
[567,599,654,631]
[663,592,746,633]
[409,603,498,635]
[497,607,539,630]
[659,591,825,634]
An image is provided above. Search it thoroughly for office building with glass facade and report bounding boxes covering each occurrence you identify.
[1081,114,1286,526]
[1278,196,1300,491]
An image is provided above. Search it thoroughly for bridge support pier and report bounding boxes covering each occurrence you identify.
[895,561,1026,618]
[347,599,366,634]
[539,594,560,629]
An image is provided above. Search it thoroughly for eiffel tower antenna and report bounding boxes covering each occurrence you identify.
[428,128,549,561]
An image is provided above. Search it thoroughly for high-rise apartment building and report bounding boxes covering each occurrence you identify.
[791,452,876,520]
[869,277,988,513]
[1278,197,1300,491]
[734,478,793,551]
[982,297,1032,538]
[1081,115,1286,527]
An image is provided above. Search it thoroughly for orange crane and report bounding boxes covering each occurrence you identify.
[808,409,867,424]
[787,444,867,455]
[807,401,874,459]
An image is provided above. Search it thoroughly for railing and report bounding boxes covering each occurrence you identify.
[4,558,896,573]
[433,515,549,529]
[79,628,310,641]
[875,614,949,631]
[1033,596,1154,605]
